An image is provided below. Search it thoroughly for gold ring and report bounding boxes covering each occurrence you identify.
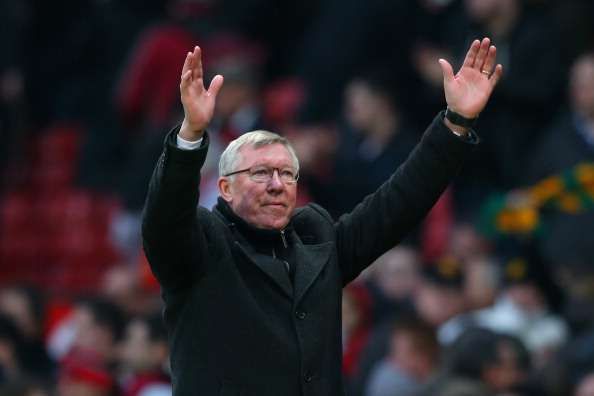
[481,70,491,76]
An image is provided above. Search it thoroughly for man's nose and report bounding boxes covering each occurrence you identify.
[267,170,284,191]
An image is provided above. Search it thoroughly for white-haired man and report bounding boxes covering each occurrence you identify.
[142,39,502,396]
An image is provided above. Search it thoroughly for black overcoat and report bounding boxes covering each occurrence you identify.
[141,112,477,396]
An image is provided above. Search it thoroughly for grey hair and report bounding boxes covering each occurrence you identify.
[218,130,300,177]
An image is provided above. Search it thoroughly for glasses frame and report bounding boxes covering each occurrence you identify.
[224,166,299,184]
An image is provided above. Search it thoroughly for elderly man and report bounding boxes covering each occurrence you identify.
[142,38,502,396]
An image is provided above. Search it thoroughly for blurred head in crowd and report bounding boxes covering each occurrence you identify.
[446,328,530,393]
[101,265,160,317]
[448,223,490,263]
[415,256,466,326]
[503,257,548,312]
[119,314,169,374]
[71,298,125,363]
[203,33,264,122]
[570,53,594,119]
[500,243,564,314]
[369,245,420,301]
[464,0,520,26]
[345,68,401,144]
[388,319,440,382]
[0,286,44,340]
[576,373,594,396]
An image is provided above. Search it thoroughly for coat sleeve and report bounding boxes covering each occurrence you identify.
[335,111,479,285]
[141,126,211,291]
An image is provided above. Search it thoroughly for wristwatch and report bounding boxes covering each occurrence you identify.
[444,107,478,128]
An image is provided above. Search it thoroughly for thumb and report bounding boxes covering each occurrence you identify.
[438,59,455,85]
[207,74,224,98]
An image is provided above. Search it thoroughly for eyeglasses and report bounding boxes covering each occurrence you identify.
[224,165,299,184]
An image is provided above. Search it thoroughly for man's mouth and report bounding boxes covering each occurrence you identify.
[264,203,286,208]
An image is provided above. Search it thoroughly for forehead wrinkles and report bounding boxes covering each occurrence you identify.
[237,143,294,169]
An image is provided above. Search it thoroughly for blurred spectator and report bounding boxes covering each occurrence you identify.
[447,222,498,310]
[309,69,419,218]
[342,284,373,390]
[49,298,125,367]
[524,52,594,330]
[101,265,162,317]
[118,314,171,396]
[70,298,126,364]
[440,0,566,202]
[295,0,460,123]
[364,319,439,396]
[361,245,421,326]
[440,245,568,367]
[425,328,532,395]
[0,286,54,381]
[414,256,467,328]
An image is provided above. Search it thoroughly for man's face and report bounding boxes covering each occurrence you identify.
[219,143,297,230]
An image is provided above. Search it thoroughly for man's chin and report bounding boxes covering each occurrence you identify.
[255,216,289,230]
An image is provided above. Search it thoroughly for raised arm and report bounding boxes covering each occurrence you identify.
[179,46,224,140]
[141,46,223,290]
[336,38,503,284]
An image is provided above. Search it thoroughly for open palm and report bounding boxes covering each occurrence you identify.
[179,46,224,140]
[439,38,503,118]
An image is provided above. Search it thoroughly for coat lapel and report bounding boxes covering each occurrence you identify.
[234,242,293,299]
[293,238,333,305]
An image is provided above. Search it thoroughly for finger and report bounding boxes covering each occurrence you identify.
[489,64,504,88]
[474,37,491,71]
[180,70,192,90]
[193,46,203,80]
[462,39,480,68]
[207,74,224,98]
[438,59,455,84]
[481,45,497,75]
[181,52,193,78]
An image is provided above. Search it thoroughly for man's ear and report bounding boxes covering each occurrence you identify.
[218,177,233,202]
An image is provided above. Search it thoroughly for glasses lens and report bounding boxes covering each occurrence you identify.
[249,167,271,182]
[247,166,298,183]
[279,169,297,183]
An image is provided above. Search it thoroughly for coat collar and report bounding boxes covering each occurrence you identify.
[214,199,333,303]
[214,197,293,247]
[234,233,333,303]
[292,237,333,305]
[234,242,294,299]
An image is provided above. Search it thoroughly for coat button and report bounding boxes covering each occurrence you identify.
[304,373,313,382]
[295,310,306,320]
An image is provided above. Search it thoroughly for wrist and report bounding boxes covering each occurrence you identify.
[179,119,205,141]
[444,107,477,136]
[443,117,470,137]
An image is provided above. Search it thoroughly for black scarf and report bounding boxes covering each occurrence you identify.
[214,198,296,280]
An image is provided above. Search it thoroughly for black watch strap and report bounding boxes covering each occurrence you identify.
[445,108,478,128]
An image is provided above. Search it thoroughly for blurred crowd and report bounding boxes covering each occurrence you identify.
[1,0,594,395]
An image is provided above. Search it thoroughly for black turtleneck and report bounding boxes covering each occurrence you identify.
[214,197,296,281]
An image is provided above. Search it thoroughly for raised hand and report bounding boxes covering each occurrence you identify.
[438,37,503,119]
[179,46,224,141]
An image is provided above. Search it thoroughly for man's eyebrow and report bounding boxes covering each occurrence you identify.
[249,162,295,168]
